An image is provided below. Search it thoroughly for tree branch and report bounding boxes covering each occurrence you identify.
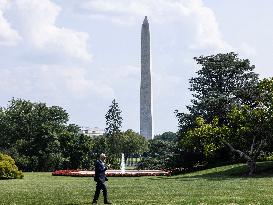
[250,135,256,156]
[223,140,252,161]
[254,139,266,159]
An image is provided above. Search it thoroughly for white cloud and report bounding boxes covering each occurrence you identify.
[187,0,232,51]
[0,0,20,45]
[17,0,92,61]
[5,0,92,61]
[0,65,113,99]
[81,0,231,51]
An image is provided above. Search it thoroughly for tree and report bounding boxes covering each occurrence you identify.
[92,136,107,159]
[154,132,178,142]
[176,52,259,133]
[138,139,180,170]
[120,129,148,162]
[175,53,261,170]
[182,78,273,175]
[104,99,123,165]
[0,99,69,171]
[0,98,94,171]
[59,125,94,170]
[105,99,123,137]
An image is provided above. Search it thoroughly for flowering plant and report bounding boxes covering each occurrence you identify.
[52,170,171,177]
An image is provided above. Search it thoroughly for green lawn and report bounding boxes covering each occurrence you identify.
[1,162,273,205]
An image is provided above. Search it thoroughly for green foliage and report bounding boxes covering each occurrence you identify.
[175,53,273,172]
[92,136,107,158]
[139,138,180,170]
[154,131,178,142]
[182,81,273,174]
[137,157,164,170]
[91,130,148,169]
[105,99,123,137]
[104,99,123,163]
[0,98,95,171]
[121,129,148,161]
[258,152,273,161]
[176,52,259,134]
[183,117,227,156]
[189,52,259,123]
[225,77,273,158]
[0,98,69,171]
[148,139,175,158]
[227,105,273,155]
[0,153,23,179]
[59,129,94,170]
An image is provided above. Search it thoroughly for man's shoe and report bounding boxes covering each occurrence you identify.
[104,202,112,204]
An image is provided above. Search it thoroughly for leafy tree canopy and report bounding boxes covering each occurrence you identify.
[0,98,94,171]
[105,99,123,137]
[176,52,259,134]
[121,129,148,161]
[182,78,273,175]
[154,131,178,142]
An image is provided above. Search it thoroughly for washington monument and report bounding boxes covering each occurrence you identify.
[140,16,154,139]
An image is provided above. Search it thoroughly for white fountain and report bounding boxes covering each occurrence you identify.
[120,153,125,174]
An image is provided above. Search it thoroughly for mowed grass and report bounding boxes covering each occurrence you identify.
[1,162,273,205]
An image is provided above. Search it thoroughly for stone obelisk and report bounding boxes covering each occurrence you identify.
[140,16,154,139]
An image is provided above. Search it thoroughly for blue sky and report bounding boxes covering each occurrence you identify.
[0,0,272,134]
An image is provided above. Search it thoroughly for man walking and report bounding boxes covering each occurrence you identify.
[92,153,112,204]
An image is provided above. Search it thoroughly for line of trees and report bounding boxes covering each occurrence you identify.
[0,98,148,171]
[2,52,272,176]
[0,98,95,171]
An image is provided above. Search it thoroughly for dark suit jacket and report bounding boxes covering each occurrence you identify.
[94,159,108,183]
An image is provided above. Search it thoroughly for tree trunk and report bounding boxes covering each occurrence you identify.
[247,159,256,176]
[223,140,256,176]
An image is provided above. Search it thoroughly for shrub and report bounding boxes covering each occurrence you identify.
[258,152,273,162]
[0,153,24,179]
[136,157,165,170]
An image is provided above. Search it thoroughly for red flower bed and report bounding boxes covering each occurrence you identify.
[52,170,171,177]
[52,170,80,176]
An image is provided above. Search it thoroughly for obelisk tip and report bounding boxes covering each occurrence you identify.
[143,16,148,24]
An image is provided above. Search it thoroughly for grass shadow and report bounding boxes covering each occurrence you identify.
[148,161,273,181]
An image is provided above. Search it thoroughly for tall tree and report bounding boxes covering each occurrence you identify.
[175,53,261,169]
[104,99,123,164]
[105,99,123,137]
[176,52,259,132]
[182,78,273,175]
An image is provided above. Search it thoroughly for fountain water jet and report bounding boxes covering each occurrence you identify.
[120,153,125,174]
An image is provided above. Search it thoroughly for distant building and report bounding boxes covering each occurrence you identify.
[79,127,104,137]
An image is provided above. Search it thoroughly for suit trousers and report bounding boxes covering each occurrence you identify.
[93,181,108,202]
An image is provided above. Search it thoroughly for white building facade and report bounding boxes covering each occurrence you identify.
[79,127,104,137]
